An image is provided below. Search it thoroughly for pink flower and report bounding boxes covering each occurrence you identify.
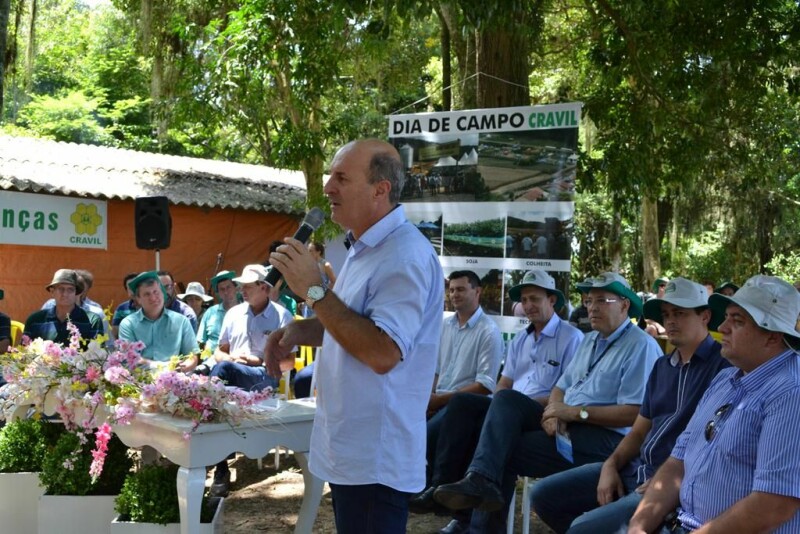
[89,423,112,482]
[85,365,102,383]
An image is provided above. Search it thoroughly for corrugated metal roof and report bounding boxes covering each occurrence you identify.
[0,135,307,214]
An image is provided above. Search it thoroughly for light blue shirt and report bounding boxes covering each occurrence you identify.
[436,307,503,393]
[197,303,230,352]
[310,205,444,493]
[503,313,584,398]
[218,301,293,360]
[673,350,800,532]
[118,308,198,361]
[558,319,660,434]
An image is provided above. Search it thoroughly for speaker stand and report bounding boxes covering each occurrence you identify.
[155,249,161,271]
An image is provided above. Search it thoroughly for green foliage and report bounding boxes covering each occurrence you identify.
[115,463,217,525]
[39,431,132,496]
[444,218,504,237]
[0,418,62,473]
[115,464,180,525]
[765,252,800,283]
[17,90,111,144]
[674,230,738,286]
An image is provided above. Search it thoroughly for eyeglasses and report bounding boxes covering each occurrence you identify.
[704,403,732,441]
[584,297,619,307]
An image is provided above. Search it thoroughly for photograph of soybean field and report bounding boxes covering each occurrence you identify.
[442,217,505,258]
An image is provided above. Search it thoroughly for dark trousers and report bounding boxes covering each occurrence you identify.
[468,389,624,533]
[431,393,494,486]
[329,482,411,534]
[210,360,278,391]
[294,362,315,398]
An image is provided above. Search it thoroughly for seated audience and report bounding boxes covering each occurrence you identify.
[433,273,661,533]
[531,277,729,533]
[411,270,583,534]
[629,275,800,534]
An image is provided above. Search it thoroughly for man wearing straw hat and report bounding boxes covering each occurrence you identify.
[435,272,661,532]
[411,270,582,533]
[630,275,800,534]
[531,277,730,533]
[24,268,104,345]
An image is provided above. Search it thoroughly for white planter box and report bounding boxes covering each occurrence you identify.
[110,497,224,534]
[0,471,45,533]
[38,494,117,534]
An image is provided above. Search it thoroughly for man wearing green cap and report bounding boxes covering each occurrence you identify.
[434,272,661,533]
[197,270,239,354]
[118,271,199,368]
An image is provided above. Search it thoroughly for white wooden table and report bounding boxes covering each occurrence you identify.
[112,398,322,534]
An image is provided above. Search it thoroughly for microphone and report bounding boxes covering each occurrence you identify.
[266,207,326,287]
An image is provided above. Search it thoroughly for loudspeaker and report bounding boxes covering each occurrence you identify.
[135,196,172,250]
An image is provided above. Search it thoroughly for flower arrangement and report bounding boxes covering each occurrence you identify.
[138,370,273,438]
[0,321,276,483]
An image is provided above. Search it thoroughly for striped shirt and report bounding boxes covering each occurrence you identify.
[623,335,729,483]
[673,349,800,531]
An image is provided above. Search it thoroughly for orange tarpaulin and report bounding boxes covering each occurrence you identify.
[0,199,299,323]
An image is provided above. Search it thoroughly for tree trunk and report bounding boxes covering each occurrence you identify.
[609,209,622,272]
[641,195,660,288]
[0,0,10,119]
[434,5,451,111]
[23,0,34,92]
[476,26,530,108]
[669,196,678,263]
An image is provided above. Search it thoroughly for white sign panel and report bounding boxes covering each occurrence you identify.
[0,191,108,249]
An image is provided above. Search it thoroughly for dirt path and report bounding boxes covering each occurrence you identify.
[221,454,554,533]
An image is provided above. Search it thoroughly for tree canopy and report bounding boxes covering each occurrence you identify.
[2,0,799,289]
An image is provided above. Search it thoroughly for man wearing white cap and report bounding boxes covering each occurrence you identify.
[435,272,661,532]
[630,275,800,534]
[210,264,293,392]
[413,270,583,533]
[208,263,293,496]
[532,277,730,533]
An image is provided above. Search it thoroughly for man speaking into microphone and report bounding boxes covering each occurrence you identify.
[266,139,444,533]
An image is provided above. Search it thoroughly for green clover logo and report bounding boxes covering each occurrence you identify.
[70,203,102,235]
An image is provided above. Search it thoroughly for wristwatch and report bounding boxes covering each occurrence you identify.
[579,407,589,421]
[306,284,328,309]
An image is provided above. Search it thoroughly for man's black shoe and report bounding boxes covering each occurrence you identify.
[409,486,445,514]
[438,518,470,534]
[210,465,230,497]
[433,472,504,512]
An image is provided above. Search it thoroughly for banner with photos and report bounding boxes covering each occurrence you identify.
[388,103,581,334]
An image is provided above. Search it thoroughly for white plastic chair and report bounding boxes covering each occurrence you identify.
[506,476,535,534]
